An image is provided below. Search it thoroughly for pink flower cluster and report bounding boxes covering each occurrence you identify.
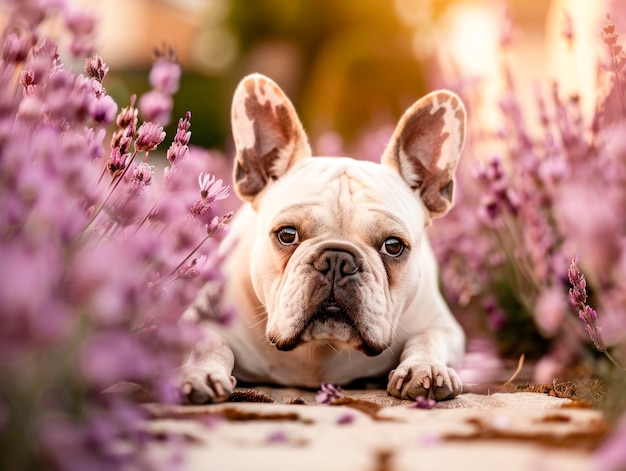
[431,13,626,384]
[0,1,232,468]
[429,14,626,464]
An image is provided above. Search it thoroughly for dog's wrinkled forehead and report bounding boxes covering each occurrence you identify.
[258,157,426,233]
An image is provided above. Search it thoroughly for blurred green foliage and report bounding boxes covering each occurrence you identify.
[227,0,429,145]
[110,0,437,151]
[108,71,229,150]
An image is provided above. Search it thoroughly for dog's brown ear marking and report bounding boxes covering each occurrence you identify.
[381,91,466,219]
[231,73,311,202]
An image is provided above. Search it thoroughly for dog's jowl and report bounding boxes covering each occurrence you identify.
[180,73,467,403]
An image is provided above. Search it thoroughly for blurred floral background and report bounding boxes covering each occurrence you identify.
[1,0,626,468]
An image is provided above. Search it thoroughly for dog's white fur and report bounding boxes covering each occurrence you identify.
[180,73,467,403]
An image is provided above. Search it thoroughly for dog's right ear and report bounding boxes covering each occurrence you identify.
[231,73,311,203]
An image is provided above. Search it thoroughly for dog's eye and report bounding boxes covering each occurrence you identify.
[277,226,299,246]
[380,237,405,257]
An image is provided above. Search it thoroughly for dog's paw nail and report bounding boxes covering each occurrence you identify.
[422,376,431,389]
[436,375,444,387]
[182,382,192,395]
[395,377,404,391]
[213,381,225,397]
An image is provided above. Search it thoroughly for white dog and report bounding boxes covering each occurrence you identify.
[180,73,466,403]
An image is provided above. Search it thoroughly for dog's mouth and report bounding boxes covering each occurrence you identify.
[273,299,386,356]
[308,299,356,328]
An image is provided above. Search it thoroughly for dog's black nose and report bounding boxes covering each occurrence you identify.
[313,249,361,285]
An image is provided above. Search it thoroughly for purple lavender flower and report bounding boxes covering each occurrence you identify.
[131,162,153,186]
[139,90,173,126]
[412,396,436,409]
[89,95,117,125]
[601,15,626,73]
[534,287,567,337]
[20,39,58,92]
[484,297,507,332]
[150,58,181,95]
[137,46,180,126]
[116,95,138,131]
[198,173,229,202]
[85,54,109,82]
[84,127,106,161]
[189,172,231,227]
[176,255,206,280]
[568,255,587,305]
[336,413,356,424]
[45,69,76,114]
[174,112,192,145]
[110,127,134,156]
[315,383,344,404]
[65,8,96,36]
[475,156,520,225]
[167,112,192,164]
[190,199,213,224]
[64,7,95,53]
[167,142,190,165]
[126,162,154,199]
[568,256,606,352]
[17,94,45,121]
[135,122,166,152]
[206,212,233,236]
[79,331,153,388]
[3,32,32,63]
[267,430,289,444]
[107,147,130,177]
[68,31,95,59]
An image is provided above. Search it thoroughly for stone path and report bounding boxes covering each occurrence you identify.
[144,387,606,471]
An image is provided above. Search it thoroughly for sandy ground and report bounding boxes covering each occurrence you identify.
[143,386,606,471]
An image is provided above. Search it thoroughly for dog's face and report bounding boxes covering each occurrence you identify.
[251,157,426,356]
[231,74,466,357]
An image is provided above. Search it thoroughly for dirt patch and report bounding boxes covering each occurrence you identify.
[443,415,608,451]
[148,406,314,424]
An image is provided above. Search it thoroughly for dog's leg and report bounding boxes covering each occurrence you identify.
[387,328,463,401]
[178,327,236,404]
[177,278,237,404]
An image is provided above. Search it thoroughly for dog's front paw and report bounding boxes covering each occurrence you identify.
[387,363,462,401]
[179,366,237,404]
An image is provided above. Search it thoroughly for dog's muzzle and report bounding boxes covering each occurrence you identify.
[272,244,387,356]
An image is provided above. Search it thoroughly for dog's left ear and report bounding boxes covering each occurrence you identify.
[231,73,311,203]
[381,90,466,219]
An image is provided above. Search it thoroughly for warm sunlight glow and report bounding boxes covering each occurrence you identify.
[443,3,499,78]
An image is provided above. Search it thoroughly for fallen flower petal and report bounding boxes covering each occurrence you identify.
[316,383,344,405]
[412,397,436,409]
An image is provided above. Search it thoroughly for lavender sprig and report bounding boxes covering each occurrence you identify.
[568,256,625,372]
[601,14,626,113]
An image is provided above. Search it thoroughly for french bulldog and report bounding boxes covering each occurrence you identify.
[180,73,466,403]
